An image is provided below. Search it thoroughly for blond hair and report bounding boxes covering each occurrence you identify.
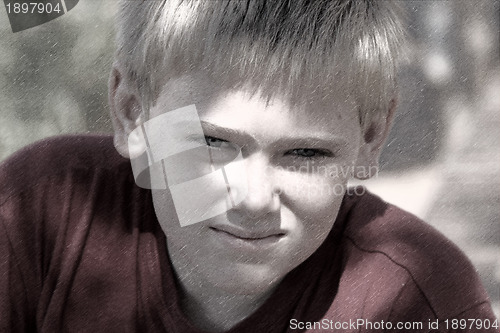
[115,0,406,131]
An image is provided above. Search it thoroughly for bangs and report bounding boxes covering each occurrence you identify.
[116,0,406,128]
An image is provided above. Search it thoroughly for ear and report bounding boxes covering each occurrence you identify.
[108,61,146,158]
[354,98,397,180]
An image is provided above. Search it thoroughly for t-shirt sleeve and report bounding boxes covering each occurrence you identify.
[342,192,498,333]
[1,135,132,332]
[0,163,42,331]
[0,204,36,332]
[0,139,68,332]
[387,275,498,333]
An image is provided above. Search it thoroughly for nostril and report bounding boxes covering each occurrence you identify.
[273,187,283,196]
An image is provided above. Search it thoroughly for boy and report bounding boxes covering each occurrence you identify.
[0,0,497,332]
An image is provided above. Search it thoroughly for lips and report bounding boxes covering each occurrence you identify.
[209,224,286,240]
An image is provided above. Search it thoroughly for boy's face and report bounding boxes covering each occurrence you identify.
[146,74,364,295]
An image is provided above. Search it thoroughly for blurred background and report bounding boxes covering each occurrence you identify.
[1,0,498,318]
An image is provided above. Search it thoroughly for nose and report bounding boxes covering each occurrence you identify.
[234,153,281,218]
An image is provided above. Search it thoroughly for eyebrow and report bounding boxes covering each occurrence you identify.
[200,121,248,139]
[200,121,348,150]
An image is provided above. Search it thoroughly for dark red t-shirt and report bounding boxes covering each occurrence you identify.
[0,136,497,332]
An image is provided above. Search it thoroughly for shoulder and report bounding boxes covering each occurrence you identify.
[0,134,126,179]
[341,189,492,319]
[0,135,130,200]
[0,134,141,262]
[0,135,134,246]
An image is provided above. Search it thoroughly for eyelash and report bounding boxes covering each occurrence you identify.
[285,148,333,160]
[204,136,227,148]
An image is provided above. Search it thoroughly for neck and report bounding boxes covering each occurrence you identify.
[178,276,277,332]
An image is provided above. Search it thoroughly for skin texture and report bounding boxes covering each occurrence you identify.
[109,67,394,331]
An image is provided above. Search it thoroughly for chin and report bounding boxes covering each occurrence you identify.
[206,261,287,296]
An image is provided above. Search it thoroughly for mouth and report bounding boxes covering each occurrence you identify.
[208,225,287,252]
[209,225,286,241]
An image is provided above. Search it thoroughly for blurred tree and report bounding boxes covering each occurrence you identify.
[0,0,115,159]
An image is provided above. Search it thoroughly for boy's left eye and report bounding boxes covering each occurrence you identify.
[286,148,332,159]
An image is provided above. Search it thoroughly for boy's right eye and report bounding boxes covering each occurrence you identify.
[203,136,239,163]
[204,136,227,148]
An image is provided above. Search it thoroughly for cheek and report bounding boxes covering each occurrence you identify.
[277,168,347,237]
[278,167,348,211]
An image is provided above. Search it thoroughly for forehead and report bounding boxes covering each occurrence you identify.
[149,74,360,142]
